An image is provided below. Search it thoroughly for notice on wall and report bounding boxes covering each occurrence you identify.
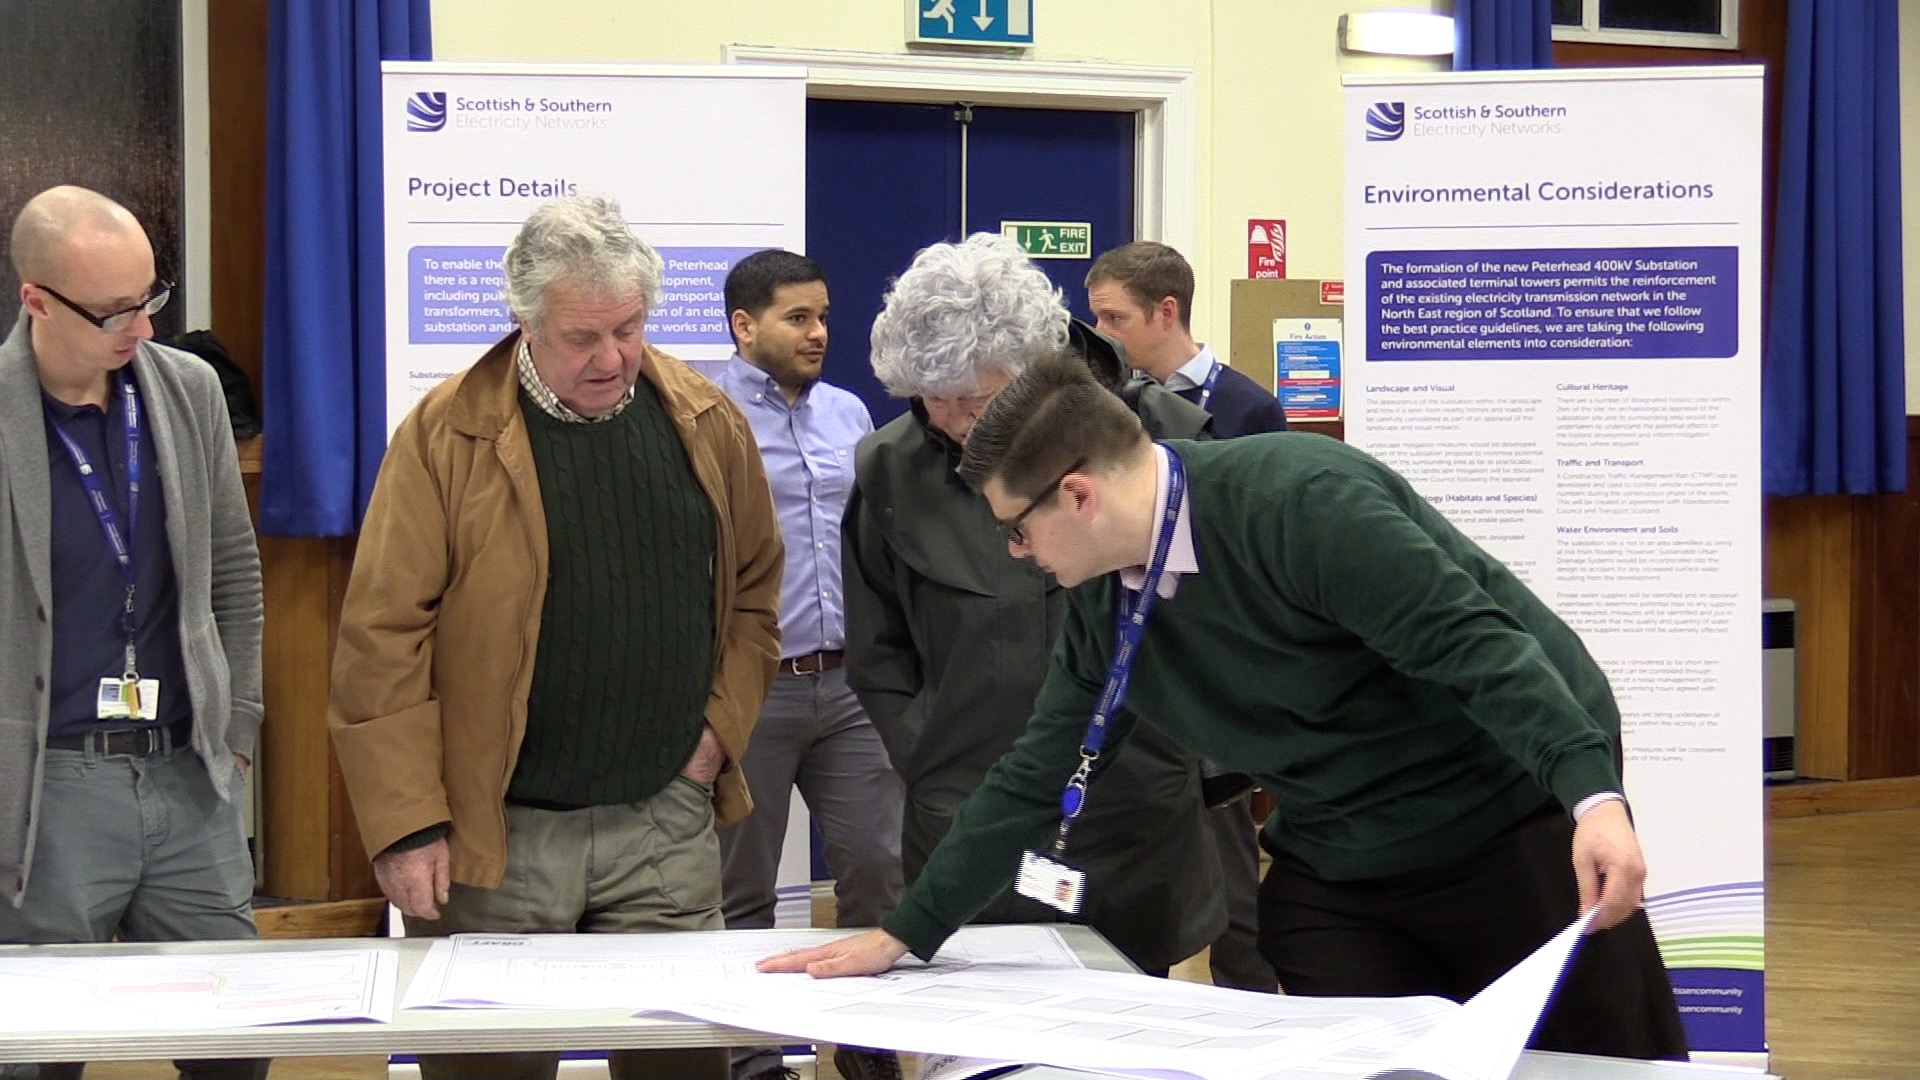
[1345,67,1765,1057]
[1247,218,1287,279]
[1272,317,1341,421]
[381,63,806,435]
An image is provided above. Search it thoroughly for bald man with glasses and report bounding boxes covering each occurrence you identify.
[0,186,267,1080]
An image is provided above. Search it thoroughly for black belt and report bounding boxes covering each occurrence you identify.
[784,650,844,676]
[45,722,190,757]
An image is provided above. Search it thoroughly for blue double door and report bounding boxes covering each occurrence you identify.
[806,100,1138,425]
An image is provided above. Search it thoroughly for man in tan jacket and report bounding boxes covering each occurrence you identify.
[331,195,782,1080]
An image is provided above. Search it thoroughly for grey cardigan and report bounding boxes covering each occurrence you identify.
[0,312,263,905]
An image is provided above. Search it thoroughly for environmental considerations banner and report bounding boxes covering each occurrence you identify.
[380,62,805,435]
[1343,68,1765,1055]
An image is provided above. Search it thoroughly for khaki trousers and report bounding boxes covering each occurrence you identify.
[404,776,730,1080]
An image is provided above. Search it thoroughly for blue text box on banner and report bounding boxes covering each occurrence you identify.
[407,245,760,347]
[1367,246,1738,362]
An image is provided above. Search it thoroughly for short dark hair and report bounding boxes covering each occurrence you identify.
[724,249,826,327]
[1085,241,1195,329]
[958,350,1147,497]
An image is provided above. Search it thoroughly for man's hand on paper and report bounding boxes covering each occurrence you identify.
[680,724,726,785]
[757,928,910,978]
[1570,798,1644,930]
[374,837,451,921]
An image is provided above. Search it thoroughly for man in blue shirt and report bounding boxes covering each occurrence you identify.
[714,250,903,1080]
[1087,240,1286,994]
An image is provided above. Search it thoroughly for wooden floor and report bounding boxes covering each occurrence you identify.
[1762,807,1920,1079]
[87,807,1920,1079]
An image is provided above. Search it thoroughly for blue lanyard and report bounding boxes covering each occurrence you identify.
[1051,444,1187,853]
[50,371,143,677]
[1195,359,1223,411]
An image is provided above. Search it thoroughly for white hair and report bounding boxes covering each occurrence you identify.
[502,194,664,331]
[869,232,1070,399]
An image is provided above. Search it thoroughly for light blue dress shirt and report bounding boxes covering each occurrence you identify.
[1163,343,1222,397]
[715,355,873,658]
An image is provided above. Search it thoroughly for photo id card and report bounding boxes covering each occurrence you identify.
[1016,849,1086,915]
[96,677,160,721]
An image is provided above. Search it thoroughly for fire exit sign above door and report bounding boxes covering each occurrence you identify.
[1001,221,1092,259]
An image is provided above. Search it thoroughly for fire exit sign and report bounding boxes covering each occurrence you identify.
[1001,221,1092,259]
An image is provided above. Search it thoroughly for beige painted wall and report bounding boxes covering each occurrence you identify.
[430,0,1448,349]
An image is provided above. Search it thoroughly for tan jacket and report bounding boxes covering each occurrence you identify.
[329,334,783,888]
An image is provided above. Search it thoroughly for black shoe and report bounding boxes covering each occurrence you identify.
[833,1045,902,1080]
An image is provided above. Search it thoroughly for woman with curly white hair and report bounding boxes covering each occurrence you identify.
[840,233,1224,986]
[866,232,1069,443]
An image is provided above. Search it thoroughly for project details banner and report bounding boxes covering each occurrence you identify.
[1344,68,1765,1055]
[380,63,806,435]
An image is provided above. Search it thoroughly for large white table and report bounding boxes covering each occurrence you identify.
[1006,1054,1775,1080]
[0,930,1774,1079]
[0,929,953,1064]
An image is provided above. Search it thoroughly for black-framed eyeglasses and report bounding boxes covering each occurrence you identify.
[998,457,1086,547]
[33,280,172,333]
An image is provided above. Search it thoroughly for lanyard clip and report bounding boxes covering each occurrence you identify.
[1060,750,1099,822]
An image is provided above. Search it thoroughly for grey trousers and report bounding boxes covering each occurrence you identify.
[719,667,903,1079]
[0,742,266,1080]
[1206,803,1278,992]
[718,667,903,930]
[403,778,730,1080]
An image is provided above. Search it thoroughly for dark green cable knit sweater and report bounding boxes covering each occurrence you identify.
[508,382,716,808]
[883,433,1625,960]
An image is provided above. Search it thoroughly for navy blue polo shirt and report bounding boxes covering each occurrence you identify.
[42,372,191,738]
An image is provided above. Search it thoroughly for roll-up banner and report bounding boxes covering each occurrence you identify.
[380,63,815,925]
[380,62,806,434]
[1344,67,1766,1062]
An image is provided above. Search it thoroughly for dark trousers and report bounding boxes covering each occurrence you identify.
[1256,805,1690,1061]
[1205,803,1278,992]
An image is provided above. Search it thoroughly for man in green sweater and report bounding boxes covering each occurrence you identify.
[765,353,1688,1061]
[334,196,783,1080]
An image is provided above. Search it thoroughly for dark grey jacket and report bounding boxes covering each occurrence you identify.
[0,312,263,905]
[843,384,1223,970]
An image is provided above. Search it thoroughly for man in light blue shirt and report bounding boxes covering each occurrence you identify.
[714,251,903,1080]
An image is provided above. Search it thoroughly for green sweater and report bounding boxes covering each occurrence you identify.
[508,385,716,808]
[882,433,1624,960]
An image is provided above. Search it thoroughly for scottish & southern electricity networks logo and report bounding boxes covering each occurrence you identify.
[1365,102,1406,142]
[407,92,448,133]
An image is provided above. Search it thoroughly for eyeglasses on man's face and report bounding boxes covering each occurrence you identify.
[998,457,1087,547]
[33,280,172,333]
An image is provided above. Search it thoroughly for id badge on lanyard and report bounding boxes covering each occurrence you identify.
[1016,446,1186,915]
[1195,359,1223,411]
[51,373,157,721]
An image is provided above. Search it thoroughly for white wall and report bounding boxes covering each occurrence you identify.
[429,0,1448,349]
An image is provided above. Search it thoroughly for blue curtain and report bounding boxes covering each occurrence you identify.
[1454,0,1553,70]
[262,0,431,536]
[1764,0,1907,495]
